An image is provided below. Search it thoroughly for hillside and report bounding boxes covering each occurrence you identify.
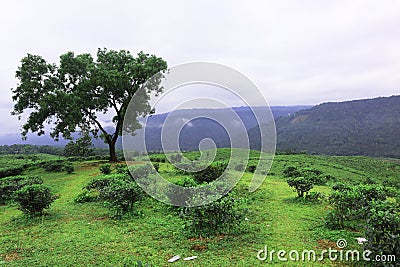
[274,95,400,158]
[1,151,399,266]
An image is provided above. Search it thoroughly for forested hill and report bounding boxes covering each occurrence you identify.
[274,95,400,158]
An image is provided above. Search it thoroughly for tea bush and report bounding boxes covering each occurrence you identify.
[99,163,112,174]
[0,175,43,204]
[42,160,65,172]
[74,189,98,203]
[0,166,25,178]
[128,164,154,182]
[99,179,145,218]
[287,177,314,198]
[64,163,74,174]
[115,164,128,174]
[283,166,301,178]
[180,192,247,236]
[363,201,400,266]
[326,184,388,229]
[13,184,58,216]
[193,162,227,184]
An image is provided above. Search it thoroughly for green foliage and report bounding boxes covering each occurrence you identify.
[64,132,94,157]
[42,160,65,172]
[82,173,144,218]
[149,154,166,163]
[331,182,351,192]
[193,162,227,183]
[128,164,154,182]
[0,144,63,155]
[275,95,400,158]
[287,177,314,198]
[115,164,128,174]
[283,166,301,178]
[174,176,198,187]
[326,184,388,229]
[13,184,58,216]
[170,153,183,163]
[99,163,112,174]
[64,163,74,174]
[85,174,128,191]
[181,193,246,236]
[74,189,98,203]
[363,201,400,266]
[122,257,151,267]
[245,165,256,173]
[0,166,24,178]
[283,166,332,185]
[152,162,159,172]
[0,175,43,204]
[234,163,245,171]
[11,49,167,162]
[99,179,145,218]
[305,191,325,202]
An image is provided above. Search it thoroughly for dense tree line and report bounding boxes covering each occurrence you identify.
[0,144,63,155]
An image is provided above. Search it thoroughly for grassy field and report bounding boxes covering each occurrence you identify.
[1,151,399,266]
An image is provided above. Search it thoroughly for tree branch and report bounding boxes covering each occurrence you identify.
[88,112,111,143]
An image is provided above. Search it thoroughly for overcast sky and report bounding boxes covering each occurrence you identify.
[1,0,400,134]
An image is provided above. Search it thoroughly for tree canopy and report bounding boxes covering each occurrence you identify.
[11,48,168,161]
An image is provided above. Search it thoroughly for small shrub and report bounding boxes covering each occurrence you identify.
[326,184,389,229]
[13,184,58,216]
[234,163,245,171]
[129,164,154,182]
[42,160,65,172]
[0,176,43,204]
[287,177,314,198]
[99,163,112,175]
[170,154,183,163]
[74,189,98,203]
[175,176,198,187]
[246,165,256,173]
[305,191,325,201]
[152,162,159,172]
[193,163,227,184]
[122,257,150,267]
[363,201,400,265]
[64,163,74,174]
[181,193,246,236]
[86,174,129,191]
[99,179,145,218]
[115,164,128,174]
[332,182,351,192]
[283,166,301,178]
[0,166,24,178]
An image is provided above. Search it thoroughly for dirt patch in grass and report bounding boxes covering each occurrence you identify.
[316,239,341,250]
[1,250,22,262]
[190,244,208,251]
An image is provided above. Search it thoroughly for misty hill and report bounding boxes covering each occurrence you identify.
[0,106,309,150]
[124,106,310,151]
[273,95,400,158]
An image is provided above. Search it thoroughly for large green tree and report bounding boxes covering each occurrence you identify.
[11,48,167,161]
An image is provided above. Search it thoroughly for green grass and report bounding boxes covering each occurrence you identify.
[1,152,399,266]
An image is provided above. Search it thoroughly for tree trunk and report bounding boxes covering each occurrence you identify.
[108,140,118,162]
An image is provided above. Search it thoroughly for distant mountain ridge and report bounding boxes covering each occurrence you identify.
[3,96,398,158]
[274,95,400,158]
[0,106,310,149]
